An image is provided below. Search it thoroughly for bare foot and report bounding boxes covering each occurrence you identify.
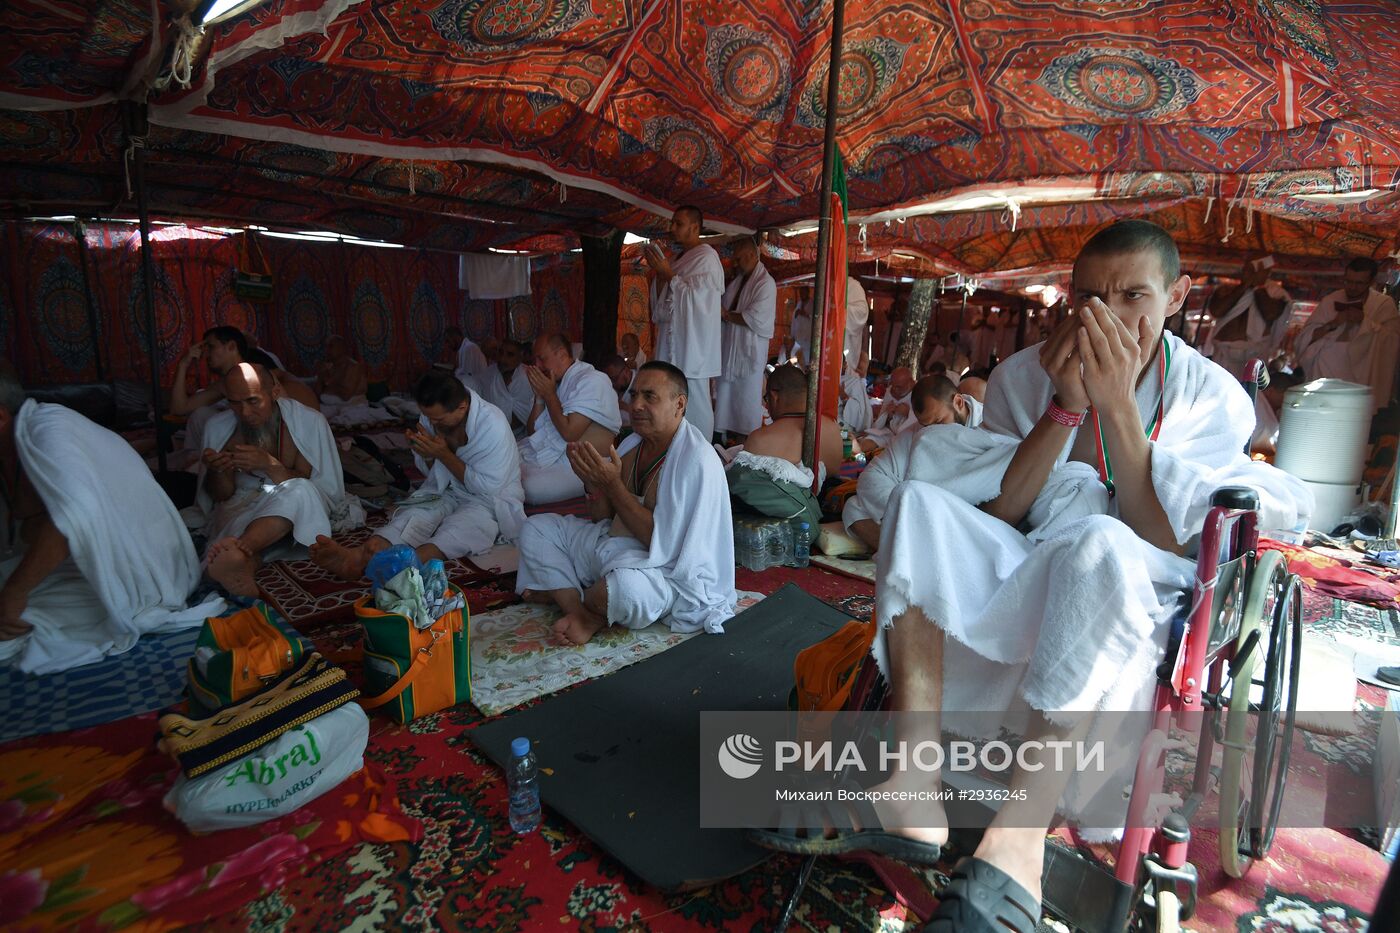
[552,610,606,646]
[973,827,1046,906]
[309,534,368,581]
[205,536,240,563]
[208,539,262,598]
[861,768,951,848]
[520,589,552,605]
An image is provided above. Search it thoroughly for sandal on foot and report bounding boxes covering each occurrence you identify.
[924,857,1040,932]
[748,800,943,866]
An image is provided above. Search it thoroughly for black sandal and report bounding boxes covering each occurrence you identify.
[747,798,944,866]
[924,857,1040,932]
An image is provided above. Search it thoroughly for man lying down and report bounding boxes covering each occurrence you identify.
[310,369,525,578]
[515,361,736,646]
[197,363,364,597]
[752,220,1313,931]
[0,363,220,673]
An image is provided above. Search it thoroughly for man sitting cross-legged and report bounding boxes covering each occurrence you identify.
[726,363,841,540]
[198,363,364,597]
[0,362,217,673]
[515,362,736,645]
[754,220,1311,928]
[842,373,984,554]
[855,365,916,454]
[517,333,623,505]
[311,370,525,579]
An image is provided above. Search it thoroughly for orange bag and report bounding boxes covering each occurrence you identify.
[793,620,878,712]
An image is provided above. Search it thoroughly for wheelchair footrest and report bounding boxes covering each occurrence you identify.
[1041,840,1136,932]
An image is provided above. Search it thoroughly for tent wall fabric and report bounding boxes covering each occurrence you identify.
[2,222,583,389]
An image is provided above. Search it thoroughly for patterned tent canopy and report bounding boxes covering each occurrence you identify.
[2,0,1398,257]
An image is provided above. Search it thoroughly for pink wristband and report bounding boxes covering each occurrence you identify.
[1046,397,1087,427]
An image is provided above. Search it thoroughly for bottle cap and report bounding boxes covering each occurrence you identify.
[511,736,531,757]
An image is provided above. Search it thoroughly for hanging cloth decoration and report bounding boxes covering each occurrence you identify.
[1091,337,1170,498]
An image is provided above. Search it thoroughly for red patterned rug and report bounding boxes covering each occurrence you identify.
[254,519,518,633]
[2,565,1390,930]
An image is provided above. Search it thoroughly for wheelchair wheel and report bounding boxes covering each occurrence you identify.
[1217,550,1302,877]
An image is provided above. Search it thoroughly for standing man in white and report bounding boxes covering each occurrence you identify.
[845,276,870,369]
[715,236,777,442]
[646,206,723,441]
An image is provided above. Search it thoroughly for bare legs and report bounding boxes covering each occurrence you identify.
[207,516,292,597]
[878,605,1083,907]
[548,579,609,645]
[309,533,390,580]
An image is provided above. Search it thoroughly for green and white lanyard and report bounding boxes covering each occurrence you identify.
[1091,337,1170,498]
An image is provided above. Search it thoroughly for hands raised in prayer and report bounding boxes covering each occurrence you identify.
[1077,299,1155,414]
[642,243,673,281]
[523,364,556,400]
[1039,314,1090,412]
[567,441,622,492]
[181,343,204,366]
[881,399,910,421]
[407,426,452,462]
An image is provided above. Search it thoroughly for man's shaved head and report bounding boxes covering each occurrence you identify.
[224,363,278,428]
[889,366,915,398]
[766,363,807,402]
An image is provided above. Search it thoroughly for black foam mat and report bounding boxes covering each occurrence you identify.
[470,583,854,890]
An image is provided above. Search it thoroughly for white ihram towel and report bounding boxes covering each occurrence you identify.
[3,401,222,674]
[611,420,736,633]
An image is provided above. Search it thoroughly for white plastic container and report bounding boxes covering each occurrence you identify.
[1274,379,1372,530]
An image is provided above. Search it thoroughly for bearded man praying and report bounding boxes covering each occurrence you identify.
[198,363,363,597]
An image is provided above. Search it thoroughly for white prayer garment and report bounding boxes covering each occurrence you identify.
[1,401,222,674]
[455,337,490,388]
[842,397,985,534]
[515,420,736,633]
[789,309,812,365]
[197,398,365,553]
[182,400,228,454]
[844,277,869,368]
[1202,287,1292,379]
[862,390,917,448]
[481,364,536,435]
[1294,287,1400,408]
[379,392,526,558]
[715,262,777,436]
[518,359,621,504]
[840,372,872,433]
[650,244,724,438]
[873,334,1312,831]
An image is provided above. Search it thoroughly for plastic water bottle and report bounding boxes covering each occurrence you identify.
[507,737,541,834]
[789,520,811,568]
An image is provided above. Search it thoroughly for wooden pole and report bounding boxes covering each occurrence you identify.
[894,279,936,377]
[71,219,106,384]
[801,0,848,472]
[127,104,169,475]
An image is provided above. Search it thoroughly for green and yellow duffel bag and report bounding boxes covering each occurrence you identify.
[355,584,471,723]
[188,602,311,717]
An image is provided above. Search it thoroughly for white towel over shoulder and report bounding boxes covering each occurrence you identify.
[610,421,736,633]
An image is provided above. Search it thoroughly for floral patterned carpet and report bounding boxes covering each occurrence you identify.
[1,564,1393,931]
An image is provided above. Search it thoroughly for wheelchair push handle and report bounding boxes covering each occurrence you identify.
[1210,486,1260,512]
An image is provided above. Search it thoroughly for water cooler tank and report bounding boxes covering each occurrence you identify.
[1273,378,1373,531]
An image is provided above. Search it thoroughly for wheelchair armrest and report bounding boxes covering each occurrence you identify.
[1211,486,1259,512]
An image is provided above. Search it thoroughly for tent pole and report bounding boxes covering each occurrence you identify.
[802,0,848,471]
[129,110,169,475]
[71,219,106,384]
